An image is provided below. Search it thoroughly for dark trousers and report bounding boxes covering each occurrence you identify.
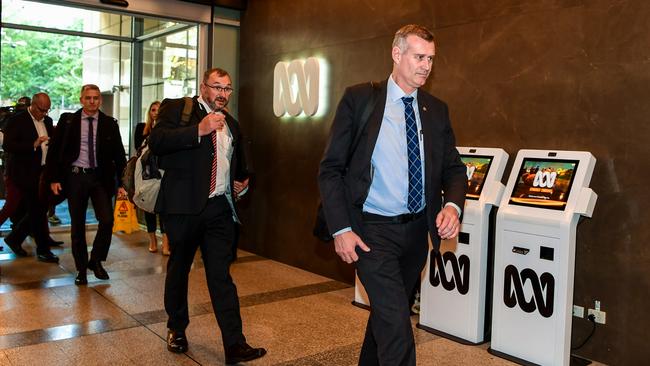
[66,170,114,271]
[144,211,164,233]
[356,214,428,366]
[3,170,49,254]
[0,175,22,226]
[163,194,245,348]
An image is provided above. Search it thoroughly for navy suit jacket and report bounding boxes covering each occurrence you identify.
[2,110,54,189]
[148,96,249,217]
[44,109,126,197]
[318,80,467,252]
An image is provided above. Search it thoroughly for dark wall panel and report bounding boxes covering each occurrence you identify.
[236,1,650,364]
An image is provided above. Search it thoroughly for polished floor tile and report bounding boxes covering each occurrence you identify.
[0,228,604,365]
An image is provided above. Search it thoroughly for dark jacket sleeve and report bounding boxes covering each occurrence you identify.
[134,123,146,149]
[43,113,72,184]
[317,86,360,234]
[109,117,127,188]
[438,103,467,213]
[2,112,36,154]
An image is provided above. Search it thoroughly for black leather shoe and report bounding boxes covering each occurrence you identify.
[225,343,267,364]
[166,329,188,353]
[88,260,109,280]
[47,238,64,247]
[5,240,28,257]
[74,272,87,286]
[36,251,60,263]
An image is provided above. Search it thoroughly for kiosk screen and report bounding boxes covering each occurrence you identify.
[461,155,493,200]
[509,158,579,210]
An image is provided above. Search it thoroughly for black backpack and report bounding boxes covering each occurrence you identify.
[122,97,193,202]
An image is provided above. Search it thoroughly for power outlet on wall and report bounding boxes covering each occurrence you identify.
[588,300,607,324]
[573,305,584,318]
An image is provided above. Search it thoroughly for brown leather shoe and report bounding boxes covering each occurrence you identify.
[225,342,267,364]
[166,329,188,353]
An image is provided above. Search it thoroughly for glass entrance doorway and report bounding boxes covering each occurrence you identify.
[0,0,199,231]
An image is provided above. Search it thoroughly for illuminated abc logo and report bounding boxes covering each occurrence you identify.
[430,251,470,295]
[532,170,557,188]
[503,265,555,318]
[273,57,320,117]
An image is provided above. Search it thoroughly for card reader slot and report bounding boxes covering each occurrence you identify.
[512,246,530,255]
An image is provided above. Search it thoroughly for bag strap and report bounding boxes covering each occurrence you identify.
[180,96,193,126]
[347,81,381,165]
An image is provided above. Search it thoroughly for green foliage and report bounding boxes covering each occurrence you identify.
[1,27,82,107]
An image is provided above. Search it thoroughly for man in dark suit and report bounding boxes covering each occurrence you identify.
[149,67,265,364]
[318,24,467,365]
[45,84,126,285]
[2,92,59,262]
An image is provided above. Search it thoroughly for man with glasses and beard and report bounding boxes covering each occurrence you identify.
[149,67,265,364]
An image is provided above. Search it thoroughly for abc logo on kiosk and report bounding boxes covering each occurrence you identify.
[430,251,470,295]
[273,57,320,117]
[503,265,555,318]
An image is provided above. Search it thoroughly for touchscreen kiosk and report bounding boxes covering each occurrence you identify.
[489,150,597,366]
[417,147,508,344]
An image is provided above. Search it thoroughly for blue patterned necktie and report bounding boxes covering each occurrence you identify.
[402,96,422,213]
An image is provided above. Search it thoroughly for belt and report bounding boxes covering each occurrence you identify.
[362,210,425,224]
[71,166,97,174]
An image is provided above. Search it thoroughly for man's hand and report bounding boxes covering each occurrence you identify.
[34,136,48,149]
[233,178,249,196]
[50,182,62,195]
[334,231,370,264]
[436,205,461,240]
[197,112,225,136]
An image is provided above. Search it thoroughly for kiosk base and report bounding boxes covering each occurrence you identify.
[351,301,370,311]
[487,348,592,366]
[415,323,487,346]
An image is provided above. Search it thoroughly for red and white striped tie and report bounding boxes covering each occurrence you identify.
[210,131,218,193]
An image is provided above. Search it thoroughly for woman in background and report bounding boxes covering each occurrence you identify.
[133,101,169,255]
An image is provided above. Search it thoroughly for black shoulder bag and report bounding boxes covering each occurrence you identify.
[313,82,381,242]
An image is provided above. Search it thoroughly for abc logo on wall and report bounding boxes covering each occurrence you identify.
[273,57,320,117]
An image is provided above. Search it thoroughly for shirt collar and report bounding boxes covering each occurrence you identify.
[387,74,418,103]
[81,111,99,120]
[197,96,213,114]
[27,107,44,123]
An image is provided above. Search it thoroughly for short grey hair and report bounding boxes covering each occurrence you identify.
[392,24,435,53]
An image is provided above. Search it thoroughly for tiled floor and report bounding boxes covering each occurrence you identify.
[0,230,601,365]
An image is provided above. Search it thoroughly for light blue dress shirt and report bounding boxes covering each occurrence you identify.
[333,75,461,237]
[363,75,425,216]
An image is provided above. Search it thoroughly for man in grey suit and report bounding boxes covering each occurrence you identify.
[318,24,467,365]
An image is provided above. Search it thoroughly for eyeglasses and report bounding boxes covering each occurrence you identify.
[204,83,234,94]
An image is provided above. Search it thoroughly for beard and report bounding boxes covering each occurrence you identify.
[205,95,229,111]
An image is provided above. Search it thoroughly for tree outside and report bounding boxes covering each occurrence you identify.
[1,25,83,118]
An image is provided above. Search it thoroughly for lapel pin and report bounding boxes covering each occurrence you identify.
[423,106,427,112]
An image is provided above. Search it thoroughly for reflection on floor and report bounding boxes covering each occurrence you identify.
[0,230,599,365]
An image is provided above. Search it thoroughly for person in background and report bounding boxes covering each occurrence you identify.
[318,24,467,365]
[133,101,169,255]
[2,93,59,263]
[45,84,127,285]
